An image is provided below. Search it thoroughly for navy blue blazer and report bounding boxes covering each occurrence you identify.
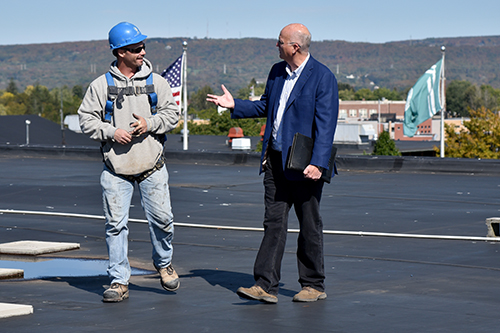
[232,55,339,181]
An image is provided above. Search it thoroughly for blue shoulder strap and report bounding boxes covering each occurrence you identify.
[146,73,158,114]
[104,72,115,122]
[104,72,165,142]
[145,74,167,143]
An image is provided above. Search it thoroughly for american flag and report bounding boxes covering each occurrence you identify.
[160,55,183,107]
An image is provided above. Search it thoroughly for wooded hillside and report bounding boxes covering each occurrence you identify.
[1,35,499,94]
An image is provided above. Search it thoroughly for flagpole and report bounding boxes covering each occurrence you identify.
[440,46,446,158]
[182,41,188,150]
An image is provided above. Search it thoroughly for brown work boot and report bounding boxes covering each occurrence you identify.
[237,285,278,304]
[155,264,180,291]
[103,283,129,303]
[292,286,327,302]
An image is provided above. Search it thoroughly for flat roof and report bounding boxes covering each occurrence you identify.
[1,155,500,331]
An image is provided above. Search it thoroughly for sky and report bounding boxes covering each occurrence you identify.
[2,0,499,45]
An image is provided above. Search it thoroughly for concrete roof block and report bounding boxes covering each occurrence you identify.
[0,241,80,256]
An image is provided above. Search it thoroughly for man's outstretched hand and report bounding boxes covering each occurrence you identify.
[206,84,235,109]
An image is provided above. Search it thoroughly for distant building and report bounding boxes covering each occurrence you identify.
[393,119,435,141]
[443,118,469,134]
[339,100,406,122]
[393,116,469,141]
[334,123,377,144]
[339,100,470,143]
[338,99,405,142]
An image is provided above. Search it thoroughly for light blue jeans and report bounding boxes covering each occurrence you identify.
[101,164,174,285]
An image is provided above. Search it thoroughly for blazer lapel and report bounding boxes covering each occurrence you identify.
[270,68,287,119]
[285,58,314,110]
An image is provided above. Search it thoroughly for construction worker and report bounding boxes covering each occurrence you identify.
[78,22,180,302]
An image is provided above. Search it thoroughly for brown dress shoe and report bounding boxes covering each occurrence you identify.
[237,285,278,304]
[292,286,327,302]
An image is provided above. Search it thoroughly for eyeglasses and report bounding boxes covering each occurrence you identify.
[123,44,146,54]
[277,40,301,48]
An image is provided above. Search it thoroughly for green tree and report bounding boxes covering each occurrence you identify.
[372,131,401,156]
[373,87,402,101]
[25,84,52,115]
[72,85,84,99]
[478,85,500,111]
[441,107,500,159]
[0,83,83,122]
[354,88,375,100]
[237,78,265,100]
[6,78,18,95]
[338,83,355,100]
[339,86,403,101]
[173,109,265,139]
[446,80,473,117]
[189,85,216,113]
[338,83,354,91]
[46,86,83,123]
[464,85,480,111]
[448,82,500,117]
[0,92,17,115]
[0,90,27,115]
[0,104,7,115]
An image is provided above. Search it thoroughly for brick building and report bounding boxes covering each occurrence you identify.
[393,118,435,141]
[339,100,406,121]
[339,100,468,142]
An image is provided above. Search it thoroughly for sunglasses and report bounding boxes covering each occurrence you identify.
[123,44,146,54]
[277,40,301,48]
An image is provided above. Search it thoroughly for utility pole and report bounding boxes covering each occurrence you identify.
[60,89,66,145]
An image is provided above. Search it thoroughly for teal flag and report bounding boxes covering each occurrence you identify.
[403,59,444,137]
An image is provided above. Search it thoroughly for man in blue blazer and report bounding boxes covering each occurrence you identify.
[207,23,339,303]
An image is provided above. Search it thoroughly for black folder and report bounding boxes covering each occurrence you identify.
[286,132,337,183]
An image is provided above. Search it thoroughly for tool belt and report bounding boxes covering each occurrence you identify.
[107,155,165,184]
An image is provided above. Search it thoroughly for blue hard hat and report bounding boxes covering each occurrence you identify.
[108,22,147,50]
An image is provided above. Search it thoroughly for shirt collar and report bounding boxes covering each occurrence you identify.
[286,53,310,78]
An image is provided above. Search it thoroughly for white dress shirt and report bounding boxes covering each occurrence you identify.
[271,53,310,150]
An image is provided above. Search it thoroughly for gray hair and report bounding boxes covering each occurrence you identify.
[291,27,311,52]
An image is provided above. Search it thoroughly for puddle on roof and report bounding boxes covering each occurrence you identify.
[0,257,153,280]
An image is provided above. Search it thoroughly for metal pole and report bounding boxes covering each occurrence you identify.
[25,119,30,145]
[60,89,66,145]
[440,46,446,158]
[377,99,381,138]
[182,41,188,150]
